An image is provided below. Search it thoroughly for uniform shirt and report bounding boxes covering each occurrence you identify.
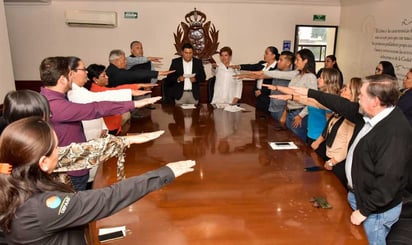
[6,166,175,245]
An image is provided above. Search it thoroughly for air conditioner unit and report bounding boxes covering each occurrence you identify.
[4,0,50,4]
[65,10,117,28]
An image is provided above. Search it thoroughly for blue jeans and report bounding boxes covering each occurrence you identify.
[286,109,307,142]
[69,173,90,191]
[348,191,402,245]
[270,110,283,121]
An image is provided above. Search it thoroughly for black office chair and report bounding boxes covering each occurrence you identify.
[207,76,216,103]
[0,230,7,245]
[387,197,412,244]
[161,79,175,104]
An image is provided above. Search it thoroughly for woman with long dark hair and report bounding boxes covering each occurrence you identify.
[0,117,195,244]
[375,60,397,79]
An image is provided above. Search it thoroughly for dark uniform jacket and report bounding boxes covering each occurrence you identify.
[5,166,175,245]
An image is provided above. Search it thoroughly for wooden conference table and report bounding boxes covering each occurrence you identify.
[91,104,367,245]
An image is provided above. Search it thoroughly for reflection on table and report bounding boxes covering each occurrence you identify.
[91,104,367,245]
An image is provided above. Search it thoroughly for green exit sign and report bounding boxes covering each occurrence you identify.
[313,15,326,22]
[124,11,138,19]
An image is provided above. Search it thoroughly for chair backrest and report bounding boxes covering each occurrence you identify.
[207,76,216,103]
[160,79,174,104]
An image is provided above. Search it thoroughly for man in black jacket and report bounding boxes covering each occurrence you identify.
[164,43,206,104]
[106,49,173,88]
[294,74,412,244]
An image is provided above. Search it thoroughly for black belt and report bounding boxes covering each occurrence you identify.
[348,186,355,193]
[286,107,303,113]
[183,90,192,92]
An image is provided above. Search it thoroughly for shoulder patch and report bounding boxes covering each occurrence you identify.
[46,196,62,209]
[58,196,71,215]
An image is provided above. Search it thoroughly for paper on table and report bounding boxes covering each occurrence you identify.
[213,103,229,109]
[269,142,298,150]
[224,105,245,112]
[183,73,196,78]
[180,104,197,109]
[99,226,126,236]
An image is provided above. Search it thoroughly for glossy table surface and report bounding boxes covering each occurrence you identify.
[92,104,367,245]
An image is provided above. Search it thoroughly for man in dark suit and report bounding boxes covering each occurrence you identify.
[297,74,412,244]
[164,43,206,104]
[106,49,172,88]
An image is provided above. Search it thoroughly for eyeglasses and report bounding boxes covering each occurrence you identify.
[75,68,88,72]
[375,67,382,72]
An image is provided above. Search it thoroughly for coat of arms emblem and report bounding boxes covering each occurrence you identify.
[173,8,219,63]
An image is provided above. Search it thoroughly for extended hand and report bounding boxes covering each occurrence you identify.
[126,130,165,144]
[166,160,196,178]
[148,57,163,63]
[134,96,162,108]
[137,83,158,89]
[262,84,277,90]
[228,64,240,70]
[291,86,309,96]
[158,70,175,76]
[270,94,290,101]
[233,71,263,80]
[132,90,152,96]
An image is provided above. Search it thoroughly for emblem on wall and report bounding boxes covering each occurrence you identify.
[173,8,219,63]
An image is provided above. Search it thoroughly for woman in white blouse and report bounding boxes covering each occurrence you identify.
[211,47,243,105]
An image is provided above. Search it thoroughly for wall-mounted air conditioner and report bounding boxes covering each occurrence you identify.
[65,10,117,28]
[4,0,50,4]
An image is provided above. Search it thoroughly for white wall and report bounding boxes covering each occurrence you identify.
[338,0,412,85]
[0,1,15,102]
[4,1,340,80]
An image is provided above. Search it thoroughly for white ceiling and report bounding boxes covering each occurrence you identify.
[4,0,382,6]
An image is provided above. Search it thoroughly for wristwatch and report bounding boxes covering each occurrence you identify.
[326,160,334,167]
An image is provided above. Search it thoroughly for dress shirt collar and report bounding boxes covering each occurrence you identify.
[263,61,277,70]
[363,106,395,128]
[71,82,81,90]
[40,86,66,99]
